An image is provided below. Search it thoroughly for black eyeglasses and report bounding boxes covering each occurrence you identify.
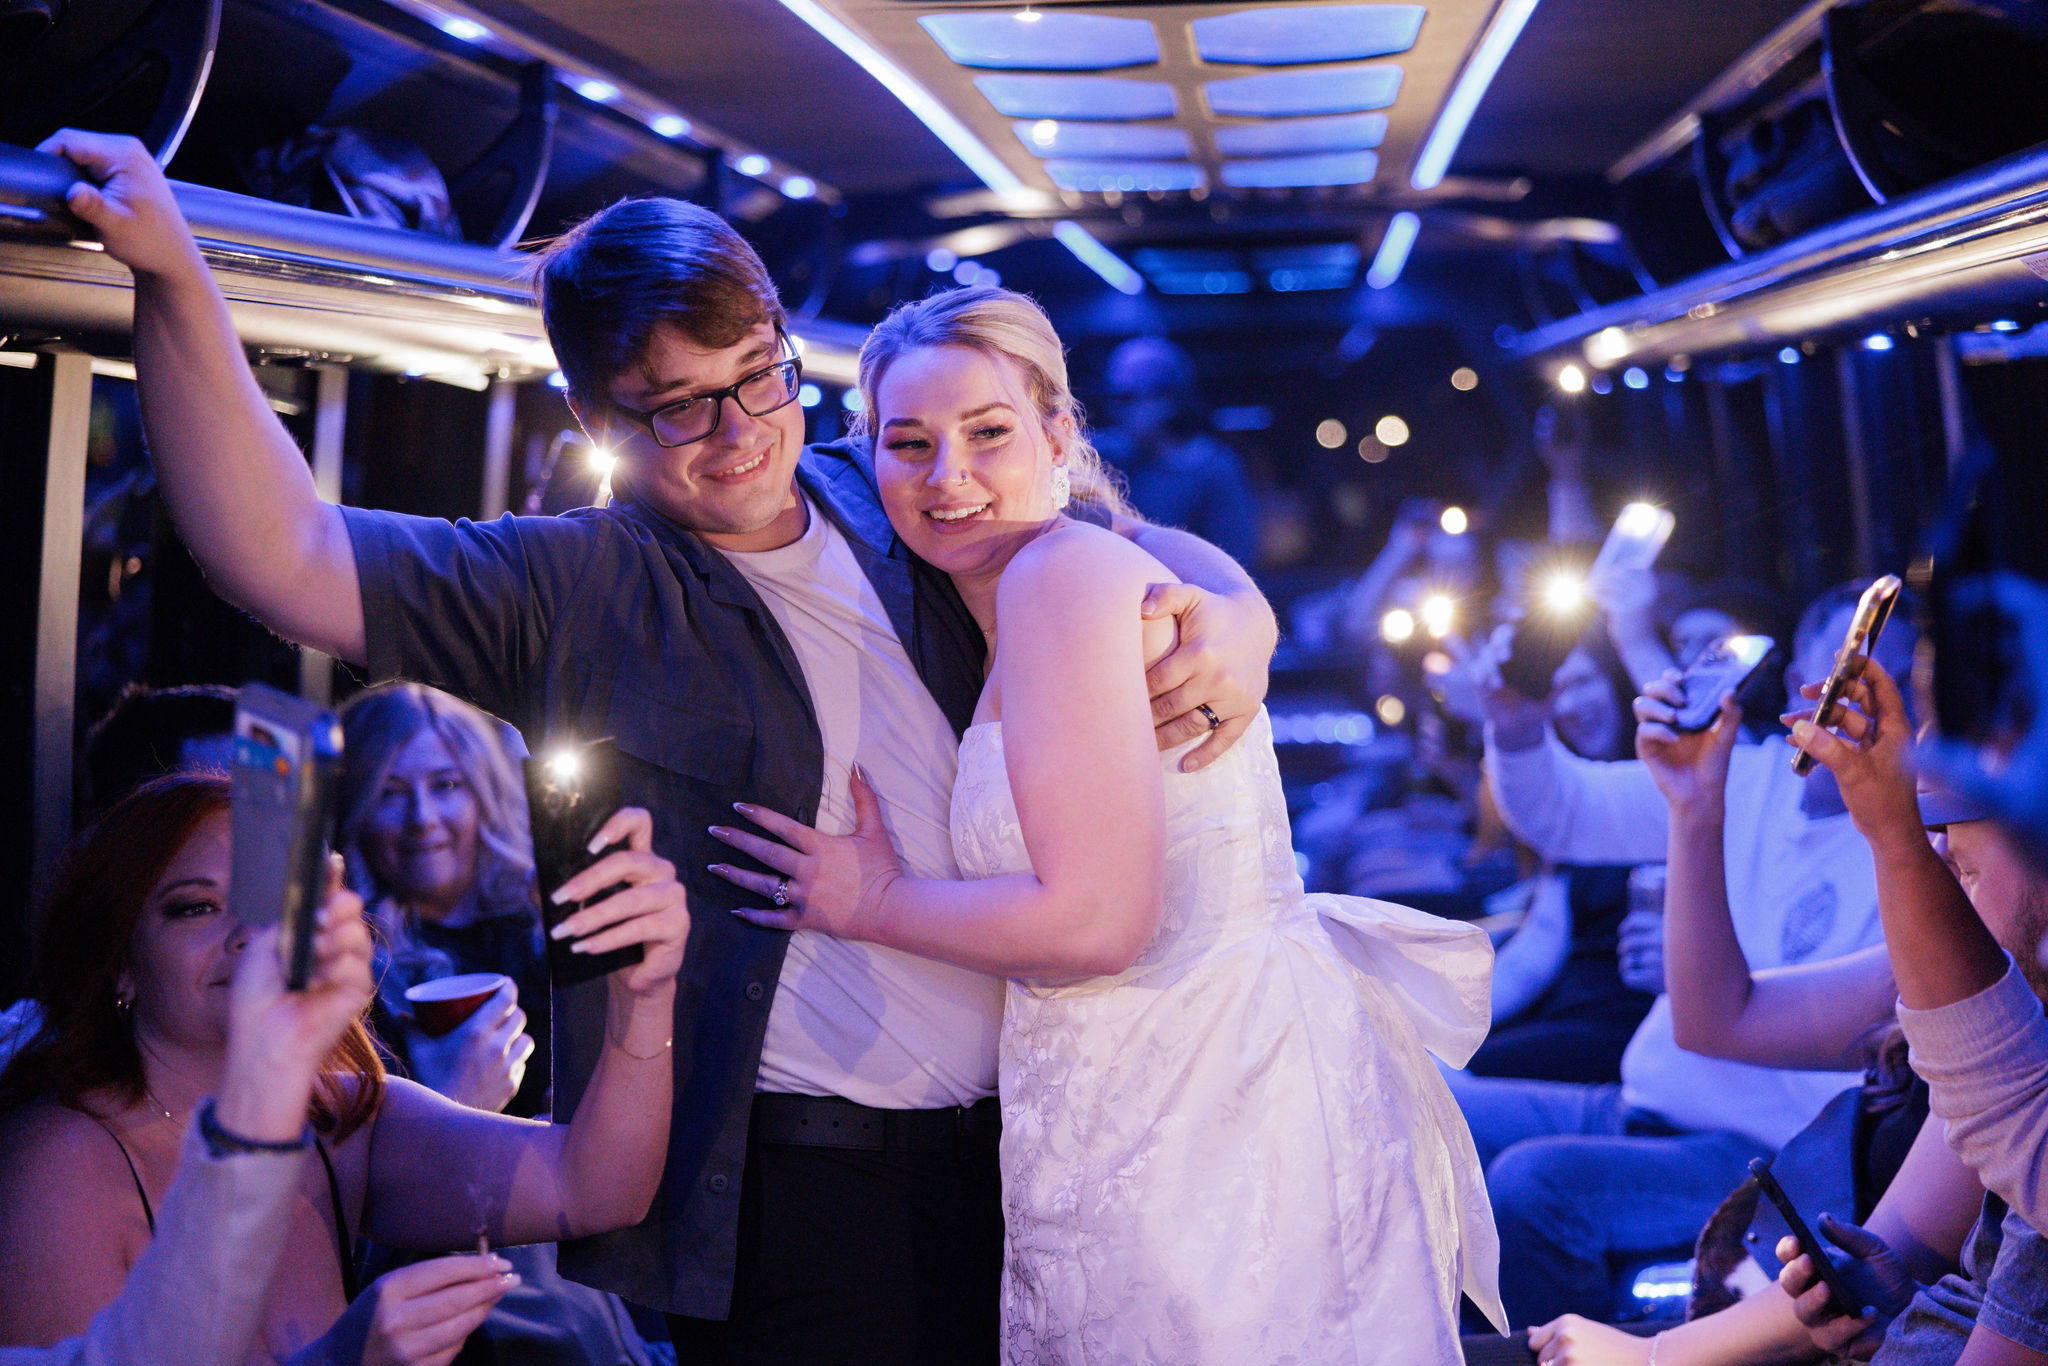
[612,350,804,448]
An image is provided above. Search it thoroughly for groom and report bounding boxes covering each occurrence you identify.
[46,131,1277,1362]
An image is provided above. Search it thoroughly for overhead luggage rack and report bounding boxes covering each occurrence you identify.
[0,143,552,384]
[1518,135,2048,370]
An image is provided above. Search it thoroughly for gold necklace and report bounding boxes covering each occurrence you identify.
[141,1086,178,1126]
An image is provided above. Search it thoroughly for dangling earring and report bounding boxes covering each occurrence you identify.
[1050,462,1071,511]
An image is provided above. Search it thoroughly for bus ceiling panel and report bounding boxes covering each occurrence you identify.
[773,0,1506,212]
[1517,139,2048,369]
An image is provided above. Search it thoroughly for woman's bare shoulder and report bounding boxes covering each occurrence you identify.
[0,1098,138,1194]
[0,1099,147,1307]
[1003,520,1175,602]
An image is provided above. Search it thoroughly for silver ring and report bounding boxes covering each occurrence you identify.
[772,878,791,908]
[1196,703,1222,731]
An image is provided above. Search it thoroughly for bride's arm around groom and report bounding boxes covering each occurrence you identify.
[712,519,1177,981]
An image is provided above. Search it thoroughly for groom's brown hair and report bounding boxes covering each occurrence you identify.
[530,198,787,406]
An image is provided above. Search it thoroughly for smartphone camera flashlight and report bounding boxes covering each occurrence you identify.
[1540,569,1589,616]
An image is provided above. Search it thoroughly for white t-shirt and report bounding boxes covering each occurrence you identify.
[726,496,1003,1108]
[1486,732,1882,1150]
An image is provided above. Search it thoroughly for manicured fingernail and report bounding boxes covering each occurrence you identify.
[549,885,571,905]
[586,833,608,855]
[732,802,752,815]
[501,1272,522,1286]
[490,1256,513,1272]
[708,864,728,876]
[569,940,589,954]
[1792,720,1814,739]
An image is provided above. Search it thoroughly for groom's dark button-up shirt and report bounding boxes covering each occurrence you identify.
[339,440,988,1317]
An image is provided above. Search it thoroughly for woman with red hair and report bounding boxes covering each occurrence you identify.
[0,772,688,1365]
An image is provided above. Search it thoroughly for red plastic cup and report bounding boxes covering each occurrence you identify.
[404,972,510,1038]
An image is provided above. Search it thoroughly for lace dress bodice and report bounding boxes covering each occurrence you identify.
[952,710,1310,986]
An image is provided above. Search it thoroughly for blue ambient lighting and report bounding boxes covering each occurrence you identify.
[651,114,690,138]
[1411,0,1542,189]
[975,74,1177,121]
[798,383,822,409]
[919,12,1159,70]
[926,247,958,272]
[1862,333,1895,352]
[574,79,618,103]
[1991,319,2021,332]
[736,154,771,177]
[439,16,488,42]
[1191,4,1423,65]
[780,176,817,199]
[778,0,1026,194]
[1365,211,1420,289]
[1052,221,1145,295]
[1212,112,1387,157]
[1013,121,1190,159]
[546,370,568,390]
[1622,366,1649,389]
[842,388,865,413]
[1045,160,1206,193]
[1150,270,1254,296]
[1220,150,1378,189]
[1778,346,1800,364]
[1207,65,1404,118]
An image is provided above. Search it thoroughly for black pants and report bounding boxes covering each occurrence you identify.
[667,1099,1003,1365]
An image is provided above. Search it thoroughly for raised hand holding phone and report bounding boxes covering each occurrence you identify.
[1775,1209,1920,1361]
[1791,575,1902,777]
[1633,670,1742,813]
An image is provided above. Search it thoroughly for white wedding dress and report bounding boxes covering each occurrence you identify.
[951,710,1506,1365]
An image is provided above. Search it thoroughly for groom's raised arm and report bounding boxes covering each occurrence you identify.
[43,130,368,664]
[1111,513,1277,771]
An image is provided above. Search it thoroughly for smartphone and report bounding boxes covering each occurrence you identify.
[1499,614,1585,701]
[525,738,645,989]
[1590,502,1676,582]
[1672,634,1775,731]
[1748,1157,1863,1315]
[1791,575,1903,776]
[229,682,343,991]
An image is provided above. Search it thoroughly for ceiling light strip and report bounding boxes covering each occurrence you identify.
[775,0,1026,195]
[1052,221,1145,295]
[1409,0,1543,191]
[1366,211,1421,288]
[378,0,827,201]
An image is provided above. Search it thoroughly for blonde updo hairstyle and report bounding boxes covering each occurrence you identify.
[855,287,1130,518]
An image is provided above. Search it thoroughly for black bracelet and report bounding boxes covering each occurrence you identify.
[197,1097,315,1158]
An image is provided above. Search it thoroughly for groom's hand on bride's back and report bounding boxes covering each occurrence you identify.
[1142,582,1276,773]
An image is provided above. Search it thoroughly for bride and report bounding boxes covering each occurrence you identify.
[709,288,1504,1363]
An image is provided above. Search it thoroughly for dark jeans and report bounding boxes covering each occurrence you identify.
[1445,1073,1770,1328]
[667,1100,1003,1365]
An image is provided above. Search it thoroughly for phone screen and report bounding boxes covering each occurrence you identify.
[1590,503,1675,581]
[1673,634,1774,731]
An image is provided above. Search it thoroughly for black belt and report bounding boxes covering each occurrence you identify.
[750,1092,1000,1154]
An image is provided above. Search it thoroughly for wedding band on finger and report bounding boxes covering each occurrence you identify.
[772,877,792,908]
[1196,703,1222,731]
